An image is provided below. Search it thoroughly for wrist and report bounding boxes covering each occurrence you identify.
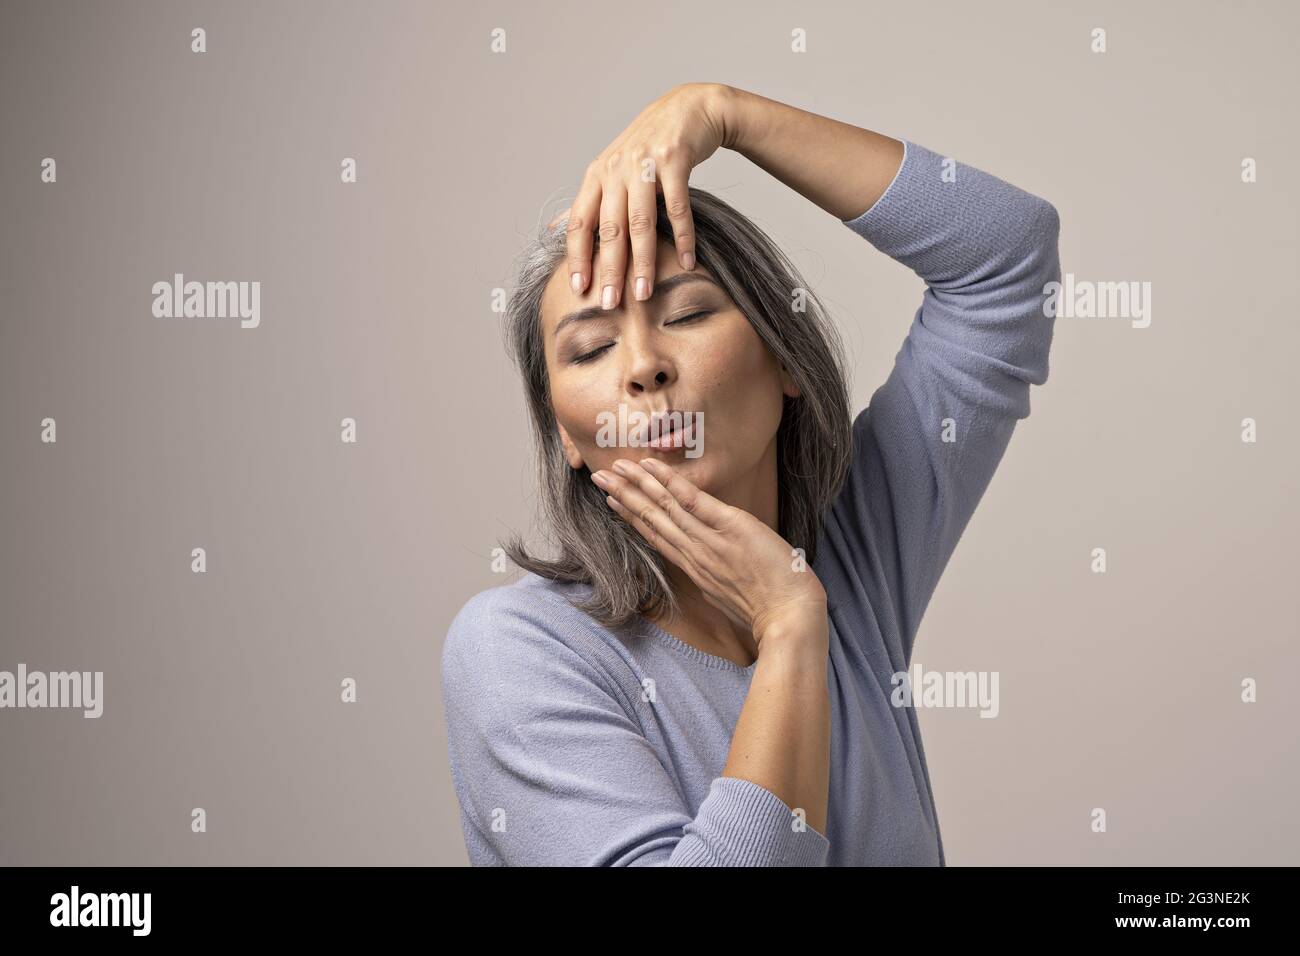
[755,625,829,676]
[704,83,762,155]
[754,601,829,657]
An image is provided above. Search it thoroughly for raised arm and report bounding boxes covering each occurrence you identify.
[720,85,907,221]
[561,82,906,304]
[827,136,1060,666]
[715,87,1060,665]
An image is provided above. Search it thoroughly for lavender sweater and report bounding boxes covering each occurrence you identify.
[441,139,1060,866]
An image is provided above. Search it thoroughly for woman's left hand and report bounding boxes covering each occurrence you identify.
[562,82,739,309]
[592,456,828,650]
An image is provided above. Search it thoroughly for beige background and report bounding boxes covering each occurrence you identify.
[1,0,1296,865]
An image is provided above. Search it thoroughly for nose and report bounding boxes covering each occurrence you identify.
[626,365,670,395]
[622,325,675,395]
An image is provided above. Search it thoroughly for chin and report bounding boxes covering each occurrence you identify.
[674,455,714,489]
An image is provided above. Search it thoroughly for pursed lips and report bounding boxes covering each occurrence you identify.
[638,409,694,445]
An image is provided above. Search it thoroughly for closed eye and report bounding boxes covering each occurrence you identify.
[570,311,712,365]
[571,344,612,365]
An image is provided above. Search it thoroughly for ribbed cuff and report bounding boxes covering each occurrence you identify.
[678,775,830,866]
[842,138,911,228]
[842,137,943,249]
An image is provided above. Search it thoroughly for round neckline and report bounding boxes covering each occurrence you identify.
[637,615,758,675]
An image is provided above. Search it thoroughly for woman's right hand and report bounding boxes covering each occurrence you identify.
[563,82,739,308]
[591,457,828,652]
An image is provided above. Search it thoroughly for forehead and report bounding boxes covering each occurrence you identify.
[540,237,717,335]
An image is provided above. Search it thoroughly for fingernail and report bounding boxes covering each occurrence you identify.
[591,471,609,489]
[602,285,616,310]
[611,460,628,475]
[634,277,649,300]
[571,272,583,293]
[681,251,695,270]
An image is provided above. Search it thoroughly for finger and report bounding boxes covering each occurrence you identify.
[658,164,697,271]
[604,495,695,576]
[627,157,659,301]
[596,180,629,311]
[612,458,711,541]
[565,166,602,296]
[635,457,734,530]
[593,466,694,560]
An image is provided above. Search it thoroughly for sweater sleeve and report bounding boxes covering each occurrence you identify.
[440,587,830,866]
[824,139,1060,667]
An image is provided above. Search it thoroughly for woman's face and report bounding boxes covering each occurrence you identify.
[539,237,799,501]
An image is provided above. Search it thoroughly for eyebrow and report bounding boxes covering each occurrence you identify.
[553,272,720,339]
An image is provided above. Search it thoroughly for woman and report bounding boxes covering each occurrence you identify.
[441,83,1060,866]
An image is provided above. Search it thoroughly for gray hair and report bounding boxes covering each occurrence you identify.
[500,188,852,631]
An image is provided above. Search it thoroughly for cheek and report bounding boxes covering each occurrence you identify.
[699,325,785,417]
[553,390,601,442]
[550,371,618,463]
